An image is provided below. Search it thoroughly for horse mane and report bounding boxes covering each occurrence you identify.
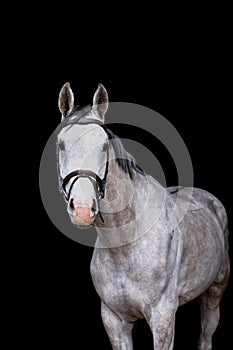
[57,105,145,180]
[102,127,144,179]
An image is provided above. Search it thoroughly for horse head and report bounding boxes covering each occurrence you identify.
[57,83,109,227]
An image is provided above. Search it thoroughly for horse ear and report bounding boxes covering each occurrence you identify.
[58,82,74,120]
[92,83,108,121]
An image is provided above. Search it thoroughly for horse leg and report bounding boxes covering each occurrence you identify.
[146,301,178,350]
[198,265,229,350]
[101,302,134,350]
[198,293,220,350]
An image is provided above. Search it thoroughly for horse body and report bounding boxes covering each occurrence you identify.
[91,177,229,349]
[56,83,230,349]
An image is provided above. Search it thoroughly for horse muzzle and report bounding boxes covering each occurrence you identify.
[69,197,98,227]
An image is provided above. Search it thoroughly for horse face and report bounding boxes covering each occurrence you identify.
[57,82,109,227]
[57,123,109,227]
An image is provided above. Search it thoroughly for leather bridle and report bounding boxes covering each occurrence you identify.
[62,167,108,202]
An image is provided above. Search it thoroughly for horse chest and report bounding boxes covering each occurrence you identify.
[93,267,148,319]
[91,249,168,318]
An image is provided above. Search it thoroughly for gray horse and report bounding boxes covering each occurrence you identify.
[56,82,230,349]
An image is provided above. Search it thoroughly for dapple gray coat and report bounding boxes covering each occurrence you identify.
[57,83,230,350]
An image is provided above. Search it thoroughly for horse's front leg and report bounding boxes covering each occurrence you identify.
[146,300,178,350]
[101,302,134,350]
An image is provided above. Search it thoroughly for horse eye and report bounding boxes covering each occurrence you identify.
[59,141,65,151]
[102,142,109,152]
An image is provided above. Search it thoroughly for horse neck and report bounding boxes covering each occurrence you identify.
[95,155,168,249]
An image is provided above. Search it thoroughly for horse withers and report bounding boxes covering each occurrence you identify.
[56,82,230,350]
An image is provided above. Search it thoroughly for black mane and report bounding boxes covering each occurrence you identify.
[56,105,144,179]
[102,126,144,179]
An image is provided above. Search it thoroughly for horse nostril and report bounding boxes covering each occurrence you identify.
[69,198,74,211]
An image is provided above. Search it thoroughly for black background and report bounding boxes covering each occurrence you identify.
[30,8,232,349]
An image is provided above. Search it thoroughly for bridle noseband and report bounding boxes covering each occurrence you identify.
[62,168,108,202]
